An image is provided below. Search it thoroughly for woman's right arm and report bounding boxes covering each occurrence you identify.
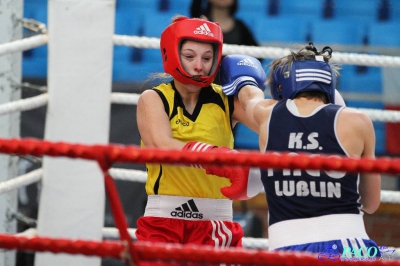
[137,89,185,149]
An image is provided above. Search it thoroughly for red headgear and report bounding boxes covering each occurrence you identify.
[160,17,223,87]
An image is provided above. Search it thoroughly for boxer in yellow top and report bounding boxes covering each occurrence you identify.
[135,15,264,256]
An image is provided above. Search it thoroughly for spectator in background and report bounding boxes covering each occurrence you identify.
[190,0,259,47]
[190,0,260,84]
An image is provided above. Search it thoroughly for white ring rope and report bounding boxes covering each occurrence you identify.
[113,35,400,68]
[0,168,42,194]
[110,92,140,105]
[0,34,48,57]
[0,34,398,122]
[356,108,400,123]
[108,168,147,182]
[2,92,400,123]
[2,33,400,67]
[0,93,48,115]
[3,168,400,204]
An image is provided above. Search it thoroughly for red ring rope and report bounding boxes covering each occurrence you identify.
[1,137,399,265]
[0,234,398,265]
[0,137,399,174]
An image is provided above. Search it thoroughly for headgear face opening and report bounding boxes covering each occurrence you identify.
[160,17,223,87]
[270,60,336,103]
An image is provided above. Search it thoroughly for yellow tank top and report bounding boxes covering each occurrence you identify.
[142,81,234,199]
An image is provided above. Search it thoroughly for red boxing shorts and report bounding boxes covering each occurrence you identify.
[136,216,243,247]
[136,195,243,246]
[135,196,243,266]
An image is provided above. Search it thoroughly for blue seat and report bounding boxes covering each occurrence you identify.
[368,21,400,46]
[142,13,172,38]
[141,14,171,62]
[279,0,325,20]
[338,65,383,94]
[253,16,310,44]
[117,0,158,11]
[115,0,131,9]
[113,60,163,83]
[390,0,400,20]
[374,122,386,155]
[114,8,142,36]
[163,0,191,16]
[333,0,380,21]
[114,9,144,63]
[233,123,259,150]
[310,19,367,46]
[23,57,47,79]
[238,0,267,13]
[23,3,48,58]
[236,9,262,27]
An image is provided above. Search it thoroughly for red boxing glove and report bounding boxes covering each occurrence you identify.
[182,142,262,200]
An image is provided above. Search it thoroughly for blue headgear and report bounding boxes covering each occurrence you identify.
[270,59,336,103]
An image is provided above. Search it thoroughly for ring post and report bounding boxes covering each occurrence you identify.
[35,1,116,266]
[0,0,23,265]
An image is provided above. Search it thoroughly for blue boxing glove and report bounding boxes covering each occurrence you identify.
[220,54,267,96]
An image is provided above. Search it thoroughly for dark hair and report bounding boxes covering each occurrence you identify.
[191,0,238,18]
[295,91,329,104]
[206,0,238,16]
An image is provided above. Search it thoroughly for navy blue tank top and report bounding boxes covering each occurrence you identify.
[262,100,361,226]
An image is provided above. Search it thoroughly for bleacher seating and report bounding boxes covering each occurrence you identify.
[390,0,400,20]
[253,16,310,45]
[23,2,48,78]
[21,0,398,154]
[164,0,191,16]
[332,0,381,22]
[238,0,267,13]
[309,19,367,46]
[368,21,400,47]
[278,0,326,20]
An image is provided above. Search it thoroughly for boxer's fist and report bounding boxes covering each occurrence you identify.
[183,142,262,200]
[221,54,267,96]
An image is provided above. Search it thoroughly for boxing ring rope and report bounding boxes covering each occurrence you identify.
[1,19,400,265]
[113,35,400,67]
[2,166,400,204]
[3,21,400,68]
[0,34,47,57]
[3,233,398,266]
[4,86,400,122]
[0,138,398,264]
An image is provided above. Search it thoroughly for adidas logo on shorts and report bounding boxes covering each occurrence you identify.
[170,199,204,219]
[194,23,214,37]
[237,58,257,68]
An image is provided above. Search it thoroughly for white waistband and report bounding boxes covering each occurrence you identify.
[144,195,233,221]
[269,214,369,250]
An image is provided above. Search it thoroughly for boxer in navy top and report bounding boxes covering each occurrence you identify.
[219,43,381,257]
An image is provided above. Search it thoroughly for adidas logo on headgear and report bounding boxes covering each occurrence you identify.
[194,23,214,37]
[237,58,257,68]
[170,199,204,219]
